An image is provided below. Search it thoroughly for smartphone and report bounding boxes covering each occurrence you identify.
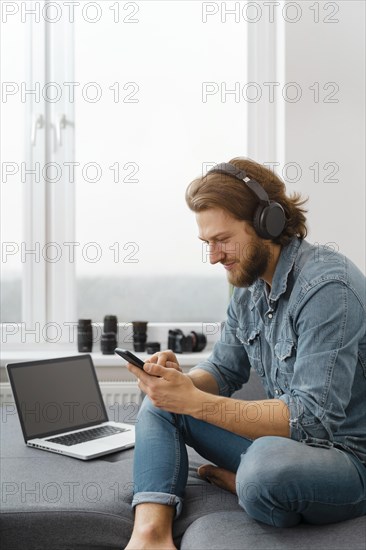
[114,348,145,369]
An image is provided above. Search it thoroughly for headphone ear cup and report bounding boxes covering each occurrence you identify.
[253,202,286,239]
[253,204,267,238]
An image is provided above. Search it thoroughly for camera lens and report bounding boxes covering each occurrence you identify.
[146,342,161,354]
[132,321,148,352]
[101,332,117,355]
[190,331,207,352]
[101,315,118,354]
[103,315,118,334]
[77,319,93,352]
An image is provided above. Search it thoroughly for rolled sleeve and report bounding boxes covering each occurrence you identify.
[279,393,330,442]
[189,360,232,396]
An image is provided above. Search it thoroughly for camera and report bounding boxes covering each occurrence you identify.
[168,329,207,354]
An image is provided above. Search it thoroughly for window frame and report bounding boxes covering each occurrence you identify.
[22,5,76,340]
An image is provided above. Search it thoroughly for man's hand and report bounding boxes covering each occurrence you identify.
[147,349,182,372]
[126,361,200,416]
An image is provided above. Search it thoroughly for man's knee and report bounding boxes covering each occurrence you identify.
[236,437,284,502]
[136,396,176,431]
[236,436,301,526]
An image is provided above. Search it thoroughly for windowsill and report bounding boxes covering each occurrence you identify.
[0,322,219,366]
[0,349,212,386]
[0,322,217,385]
[0,349,211,369]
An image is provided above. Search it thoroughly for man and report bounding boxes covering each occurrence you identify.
[125,158,366,550]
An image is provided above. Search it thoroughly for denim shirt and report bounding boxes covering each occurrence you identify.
[191,238,366,465]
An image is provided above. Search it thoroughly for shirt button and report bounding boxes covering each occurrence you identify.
[268,313,273,319]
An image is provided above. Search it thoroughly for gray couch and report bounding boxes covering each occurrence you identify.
[1,372,365,549]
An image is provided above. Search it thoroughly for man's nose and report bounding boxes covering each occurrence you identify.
[208,243,225,264]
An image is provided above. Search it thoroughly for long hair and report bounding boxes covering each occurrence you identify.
[185,157,308,246]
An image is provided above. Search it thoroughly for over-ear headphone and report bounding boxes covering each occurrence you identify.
[206,162,286,240]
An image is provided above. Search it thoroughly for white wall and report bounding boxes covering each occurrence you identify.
[283,1,365,272]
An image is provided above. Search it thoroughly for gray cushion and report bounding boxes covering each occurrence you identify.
[0,404,241,549]
[180,511,366,550]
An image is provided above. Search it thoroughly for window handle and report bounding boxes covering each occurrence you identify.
[31,113,44,146]
[55,113,67,147]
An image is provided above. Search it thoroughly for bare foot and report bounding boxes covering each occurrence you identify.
[197,464,237,495]
[124,503,177,550]
[125,528,176,550]
[125,537,176,550]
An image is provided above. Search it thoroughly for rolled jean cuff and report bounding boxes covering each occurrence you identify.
[132,492,183,519]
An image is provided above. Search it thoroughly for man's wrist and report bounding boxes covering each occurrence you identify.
[186,369,220,395]
[186,387,215,420]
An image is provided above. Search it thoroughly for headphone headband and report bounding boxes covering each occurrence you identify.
[207,163,270,203]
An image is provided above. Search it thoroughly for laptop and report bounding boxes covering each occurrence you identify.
[6,354,136,460]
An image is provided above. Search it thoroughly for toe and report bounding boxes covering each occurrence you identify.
[197,464,216,478]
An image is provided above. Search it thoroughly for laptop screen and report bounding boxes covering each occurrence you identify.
[7,355,108,441]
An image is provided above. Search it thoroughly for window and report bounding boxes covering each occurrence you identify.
[1,0,250,330]
[73,1,248,322]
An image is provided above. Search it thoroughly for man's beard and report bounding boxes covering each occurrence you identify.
[227,239,271,288]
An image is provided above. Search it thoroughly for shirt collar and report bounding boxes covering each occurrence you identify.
[249,237,302,303]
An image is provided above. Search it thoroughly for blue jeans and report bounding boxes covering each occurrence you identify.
[131,397,366,527]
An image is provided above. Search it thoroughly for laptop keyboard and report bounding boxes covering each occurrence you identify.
[47,425,128,446]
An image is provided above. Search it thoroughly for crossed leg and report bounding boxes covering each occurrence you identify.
[125,399,366,548]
